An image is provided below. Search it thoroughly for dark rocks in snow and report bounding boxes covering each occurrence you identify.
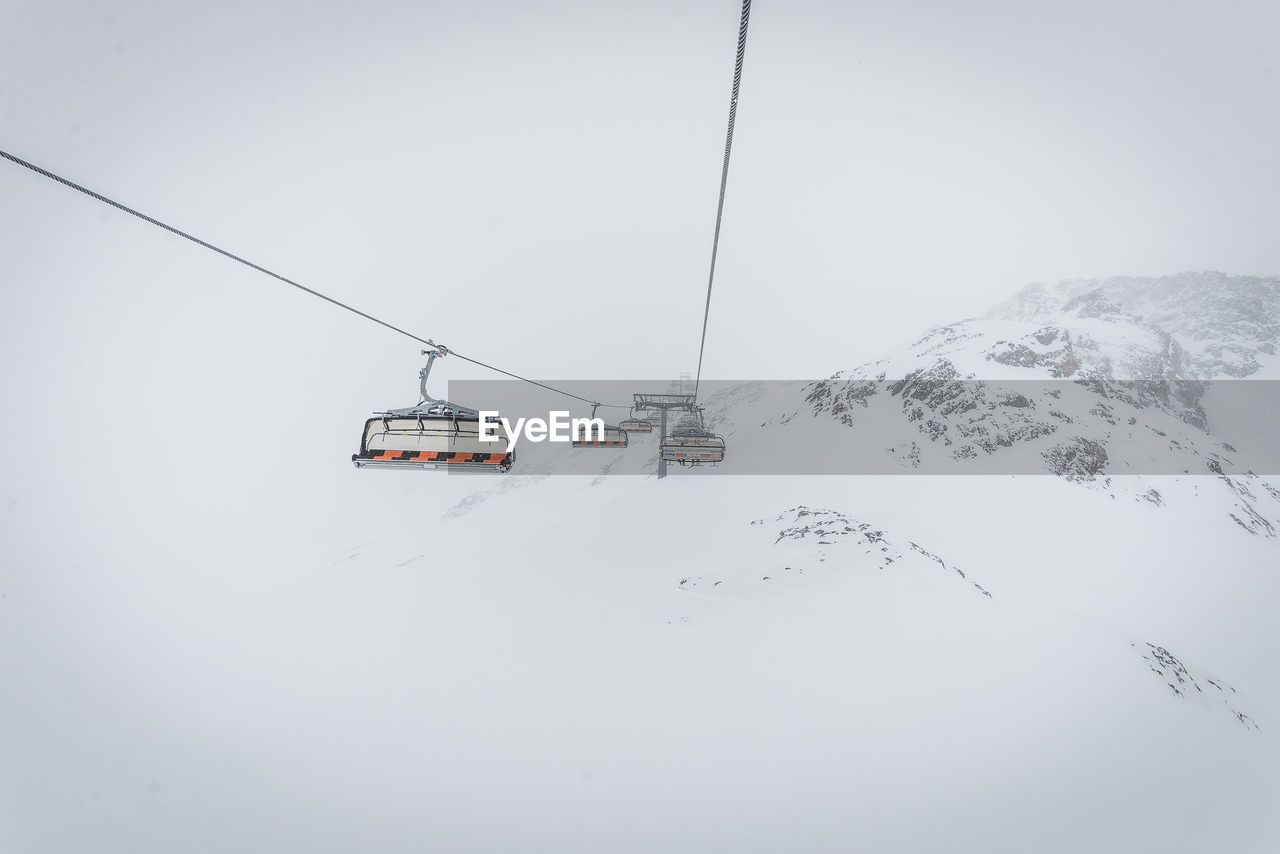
[1138,488,1163,506]
[1061,288,1126,319]
[988,272,1279,379]
[1217,475,1278,536]
[687,507,992,600]
[804,377,877,426]
[760,507,991,598]
[988,335,1081,377]
[1043,438,1109,480]
[1000,392,1032,408]
[764,273,1279,526]
[1135,642,1259,730]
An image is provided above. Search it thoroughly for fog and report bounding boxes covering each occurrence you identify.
[4,1,1278,381]
[2,2,1278,851]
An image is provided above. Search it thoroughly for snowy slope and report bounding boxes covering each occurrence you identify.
[685,275,1280,534]
[2,273,1278,853]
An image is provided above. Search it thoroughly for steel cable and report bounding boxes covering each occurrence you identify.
[1,147,616,409]
[693,0,752,402]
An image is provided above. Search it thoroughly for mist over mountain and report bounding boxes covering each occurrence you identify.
[425,271,1280,848]
[4,272,1278,853]
[987,272,1280,379]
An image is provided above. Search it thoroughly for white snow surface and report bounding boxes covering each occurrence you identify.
[2,273,1279,852]
[5,470,1277,853]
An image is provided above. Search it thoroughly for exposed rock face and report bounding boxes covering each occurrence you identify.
[1135,642,1258,730]
[987,272,1280,378]
[1044,437,1109,480]
[676,506,992,599]
[762,273,1280,532]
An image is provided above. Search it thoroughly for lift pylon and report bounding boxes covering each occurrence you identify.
[632,393,698,478]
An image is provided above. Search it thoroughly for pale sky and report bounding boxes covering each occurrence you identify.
[3,5,1279,850]
[3,0,1278,388]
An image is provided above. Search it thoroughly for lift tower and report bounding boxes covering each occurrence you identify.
[633,393,698,479]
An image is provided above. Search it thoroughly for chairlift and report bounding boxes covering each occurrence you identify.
[660,407,725,465]
[618,407,655,434]
[571,403,629,448]
[352,347,513,472]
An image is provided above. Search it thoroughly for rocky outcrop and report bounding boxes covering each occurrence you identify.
[1135,642,1259,730]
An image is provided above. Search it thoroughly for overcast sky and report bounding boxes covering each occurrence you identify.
[3,5,1279,850]
[3,0,1278,387]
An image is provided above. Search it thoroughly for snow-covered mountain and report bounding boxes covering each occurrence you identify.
[682,272,1280,534]
[987,271,1280,379]
[4,273,1277,852]
[445,273,1280,756]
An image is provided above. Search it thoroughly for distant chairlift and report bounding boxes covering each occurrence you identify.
[660,408,725,465]
[352,347,513,472]
[571,404,629,448]
[618,407,655,434]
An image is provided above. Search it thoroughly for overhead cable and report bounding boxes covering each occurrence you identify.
[0,147,616,409]
[692,0,753,402]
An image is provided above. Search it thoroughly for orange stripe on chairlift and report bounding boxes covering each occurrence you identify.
[370,450,502,463]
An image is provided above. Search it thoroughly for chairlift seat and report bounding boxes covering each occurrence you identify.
[571,424,630,448]
[618,418,654,434]
[353,414,513,471]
